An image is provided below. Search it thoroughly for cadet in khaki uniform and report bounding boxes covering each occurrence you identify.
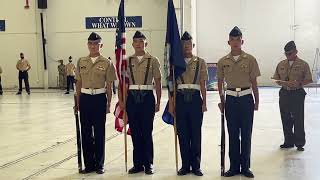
[273,41,312,151]
[16,53,31,95]
[65,56,76,94]
[75,32,117,174]
[0,65,3,95]
[169,32,208,176]
[58,60,66,89]
[108,57,117,94]
[217,27,260,178]
[118,31,161,175]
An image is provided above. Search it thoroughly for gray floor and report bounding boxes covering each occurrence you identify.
[0,88,319,180]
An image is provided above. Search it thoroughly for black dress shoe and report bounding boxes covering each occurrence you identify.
[280,143,294,148]
[65,92,70,94]
[297,146,305,151]
[16,92,22,95]
[144,165,154,175]
[96,168,105,174]
[224,170,240,177]
[128,166,144,174]
[241,169,254,178]
[177,168,190,176]
[192,169,203,176]
[80,168,95,174]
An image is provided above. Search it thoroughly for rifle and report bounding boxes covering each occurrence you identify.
[74,94,83,173]
[218,102,225,176]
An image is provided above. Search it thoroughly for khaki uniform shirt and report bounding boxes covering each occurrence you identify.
[0,66,2,76]
[76,55,117,89]
[127,53,161,85]
[16,59,31,71]
[65,63,76,76]
[273,58,312,89]
[176,56,208,85]
[217,51,261,88]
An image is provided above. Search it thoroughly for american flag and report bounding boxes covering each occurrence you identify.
[162,0,186,125]
[114,0,130,134]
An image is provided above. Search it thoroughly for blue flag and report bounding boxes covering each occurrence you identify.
[162,0,186,125]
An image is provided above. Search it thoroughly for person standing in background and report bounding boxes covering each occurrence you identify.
[16,53,31,95]
[58,59,66,90]
[273,41,313,152]
[108,57,117,95]
[65,56,76,94]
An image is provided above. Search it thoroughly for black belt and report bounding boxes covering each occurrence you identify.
[128,89,153,92]
[281,87,302,91]
[227,87,250,91]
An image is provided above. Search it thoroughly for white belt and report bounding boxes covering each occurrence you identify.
[177,84,200,91]
[226,88,252,97]
[129,85,153,90]
[81,88,105,95]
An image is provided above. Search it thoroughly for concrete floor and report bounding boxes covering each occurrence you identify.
[0,88,319,180]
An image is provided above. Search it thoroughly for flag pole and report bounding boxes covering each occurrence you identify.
[122,61,128,172]
[172,66,179,173]
[175,0,183,172]
[180,0,184,35]
[116,0,127,172]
